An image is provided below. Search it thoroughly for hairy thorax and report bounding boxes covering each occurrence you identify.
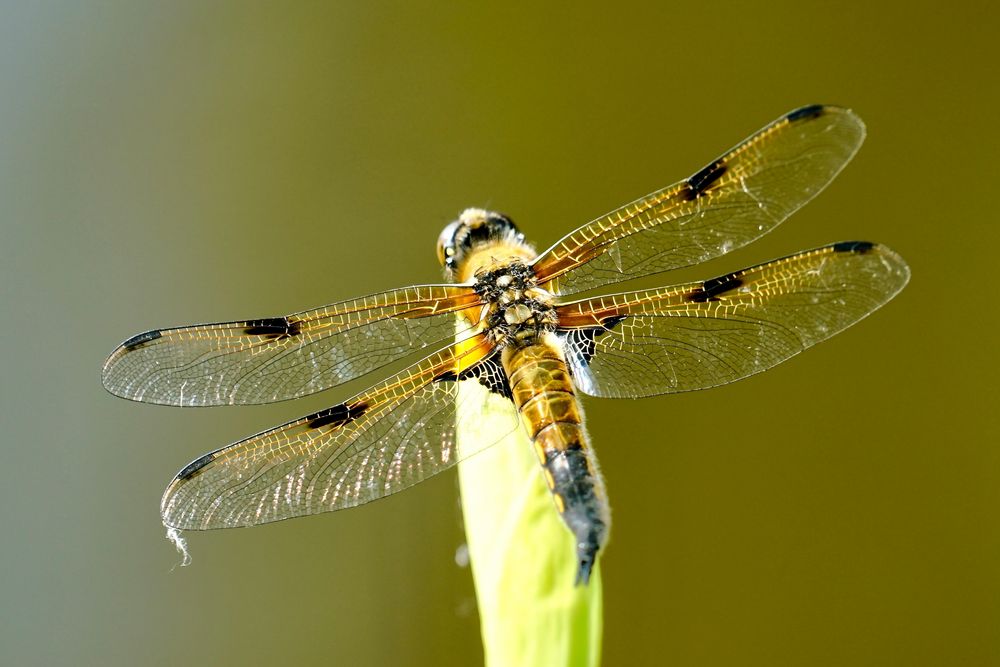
[473,260,557,348]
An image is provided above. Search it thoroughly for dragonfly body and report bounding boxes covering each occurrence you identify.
[103,105,909,584]
[503,335,608,584]
[441,211,609,582]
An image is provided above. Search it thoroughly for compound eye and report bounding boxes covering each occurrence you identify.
[436,221,461,267]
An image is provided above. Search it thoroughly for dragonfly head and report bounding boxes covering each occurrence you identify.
[437,208,529,281]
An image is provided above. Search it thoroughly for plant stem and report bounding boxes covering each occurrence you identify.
[457,378,603,667]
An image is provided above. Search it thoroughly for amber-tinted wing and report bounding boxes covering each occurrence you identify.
[160,334,520,530]
[532,105,866,295]
[102,285,482,406]
[555,242,909,398]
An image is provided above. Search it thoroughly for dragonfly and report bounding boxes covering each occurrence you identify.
[103,104,909,585]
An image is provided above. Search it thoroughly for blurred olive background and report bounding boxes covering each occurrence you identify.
[2,2,997,666]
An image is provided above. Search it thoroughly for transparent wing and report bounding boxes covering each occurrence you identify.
[555,242,909,398]
[160,334,521,530]
[532,105,866,295]
[102,285,482,406]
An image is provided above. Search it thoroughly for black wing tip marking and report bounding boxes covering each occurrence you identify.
[306,401,370,429]
[122,329,162,351]
[177,452,216,481]
[831,240,876,254]
[687,272,744,302]
[786,104,827,122]
[244,317,302,339]
[687,105,842,198]
[684,159,728,200]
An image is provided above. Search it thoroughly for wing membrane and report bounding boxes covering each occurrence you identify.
[160,333,521,530]
[532,105,866,295]
[102,285,481,406]
[556,242,909,398]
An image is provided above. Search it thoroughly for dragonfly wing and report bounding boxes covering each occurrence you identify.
[556,242,909,398]
[532,106,866,295]
[160,335,520,530]
[103,285,481,406]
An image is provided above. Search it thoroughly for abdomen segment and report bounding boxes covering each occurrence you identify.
[502,333,609,584]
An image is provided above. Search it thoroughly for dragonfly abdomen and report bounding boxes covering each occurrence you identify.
[502,334,609,585]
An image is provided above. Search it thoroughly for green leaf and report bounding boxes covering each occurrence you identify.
[458,376,603,667]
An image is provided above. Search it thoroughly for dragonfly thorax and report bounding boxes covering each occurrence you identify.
[474,260,557,348]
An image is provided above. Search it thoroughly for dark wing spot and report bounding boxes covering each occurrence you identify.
[686,159,728,198]
[306,401,369,429]
[465,351,513,399]
[434,351,512,399]
[244,317,301,339]
[832,240,875,254]
[561,315,627,367]
[600,314,627,332]
[122,329,161,351]
[688,272,744,302]
[786,104,826,122]
[177,452,215,481]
